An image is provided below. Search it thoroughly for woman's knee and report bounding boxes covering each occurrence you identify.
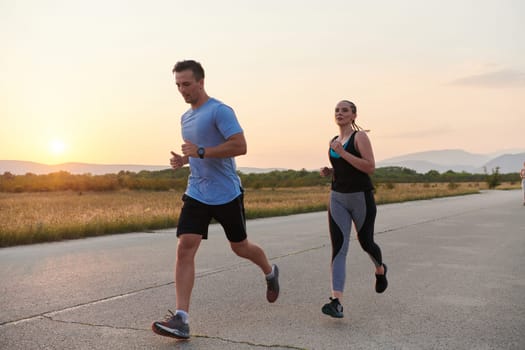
[357,234,375,253]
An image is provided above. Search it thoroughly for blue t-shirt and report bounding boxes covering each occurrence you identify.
[181,98,243,205]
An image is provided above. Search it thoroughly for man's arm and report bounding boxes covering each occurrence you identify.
[181,132,247,159]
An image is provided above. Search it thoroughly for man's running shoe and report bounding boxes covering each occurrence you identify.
[266,264,280,303]
[375,263,388,293]
[322,297,344,318]
[151,310,190,339]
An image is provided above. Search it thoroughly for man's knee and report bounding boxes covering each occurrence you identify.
[177,234,201,259]
[230,239,250,257]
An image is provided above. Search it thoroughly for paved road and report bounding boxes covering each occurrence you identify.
[1,190,524,349]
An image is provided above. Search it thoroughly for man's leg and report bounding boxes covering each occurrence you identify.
[216,193,279,302]
[175,234,202,312]
[231,239,279,302]
[230,239,272,274]
[152,233,200,339]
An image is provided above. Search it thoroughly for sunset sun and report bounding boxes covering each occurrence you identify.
[49,139,67,156]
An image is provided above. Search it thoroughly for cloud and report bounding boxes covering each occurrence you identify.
[449,69,525,88]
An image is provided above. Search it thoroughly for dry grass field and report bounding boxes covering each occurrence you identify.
[0,182,519,247]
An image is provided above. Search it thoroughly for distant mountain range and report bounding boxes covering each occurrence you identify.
[0,160,170,175]
[1,149,524,175]
[0,160,285,176]
[377,149,525,174]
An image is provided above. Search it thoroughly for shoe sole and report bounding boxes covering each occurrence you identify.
[266,264,280,303]
[151,323,190,340]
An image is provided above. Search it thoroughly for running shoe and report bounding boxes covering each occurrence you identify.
[375,263,388,293]
[151,310,190,339]
[322,297,344,318]
[266,264,280,303]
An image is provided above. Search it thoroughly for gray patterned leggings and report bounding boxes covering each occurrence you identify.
[328,190,383,292]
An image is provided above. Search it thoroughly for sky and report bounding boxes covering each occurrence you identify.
[2,0,524,170]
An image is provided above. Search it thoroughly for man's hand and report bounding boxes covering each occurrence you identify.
[170,151,186,169]
[181,140,198,158]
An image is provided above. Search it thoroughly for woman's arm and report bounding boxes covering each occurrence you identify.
[332,131,375,174]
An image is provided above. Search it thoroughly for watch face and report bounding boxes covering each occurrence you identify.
[198,147,205,157]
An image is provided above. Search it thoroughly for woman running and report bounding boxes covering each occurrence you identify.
[520,161,525,206]
[320,100,387,318]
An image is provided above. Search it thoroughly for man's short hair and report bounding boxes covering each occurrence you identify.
[172,60,205,81]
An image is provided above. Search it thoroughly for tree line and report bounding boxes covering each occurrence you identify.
[0,166,518,193]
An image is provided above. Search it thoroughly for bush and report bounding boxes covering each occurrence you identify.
[485,167,501,189]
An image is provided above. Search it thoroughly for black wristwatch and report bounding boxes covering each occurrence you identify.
[197,147,205,159]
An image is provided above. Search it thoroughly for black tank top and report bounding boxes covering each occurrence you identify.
[329,131,374,193]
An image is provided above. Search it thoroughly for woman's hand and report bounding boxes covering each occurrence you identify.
[320,167,333,177]
[330,140,344,155]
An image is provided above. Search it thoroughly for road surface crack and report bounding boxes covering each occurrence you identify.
[39,316,307,349]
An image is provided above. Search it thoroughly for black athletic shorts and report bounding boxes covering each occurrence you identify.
[176,191,247,243]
